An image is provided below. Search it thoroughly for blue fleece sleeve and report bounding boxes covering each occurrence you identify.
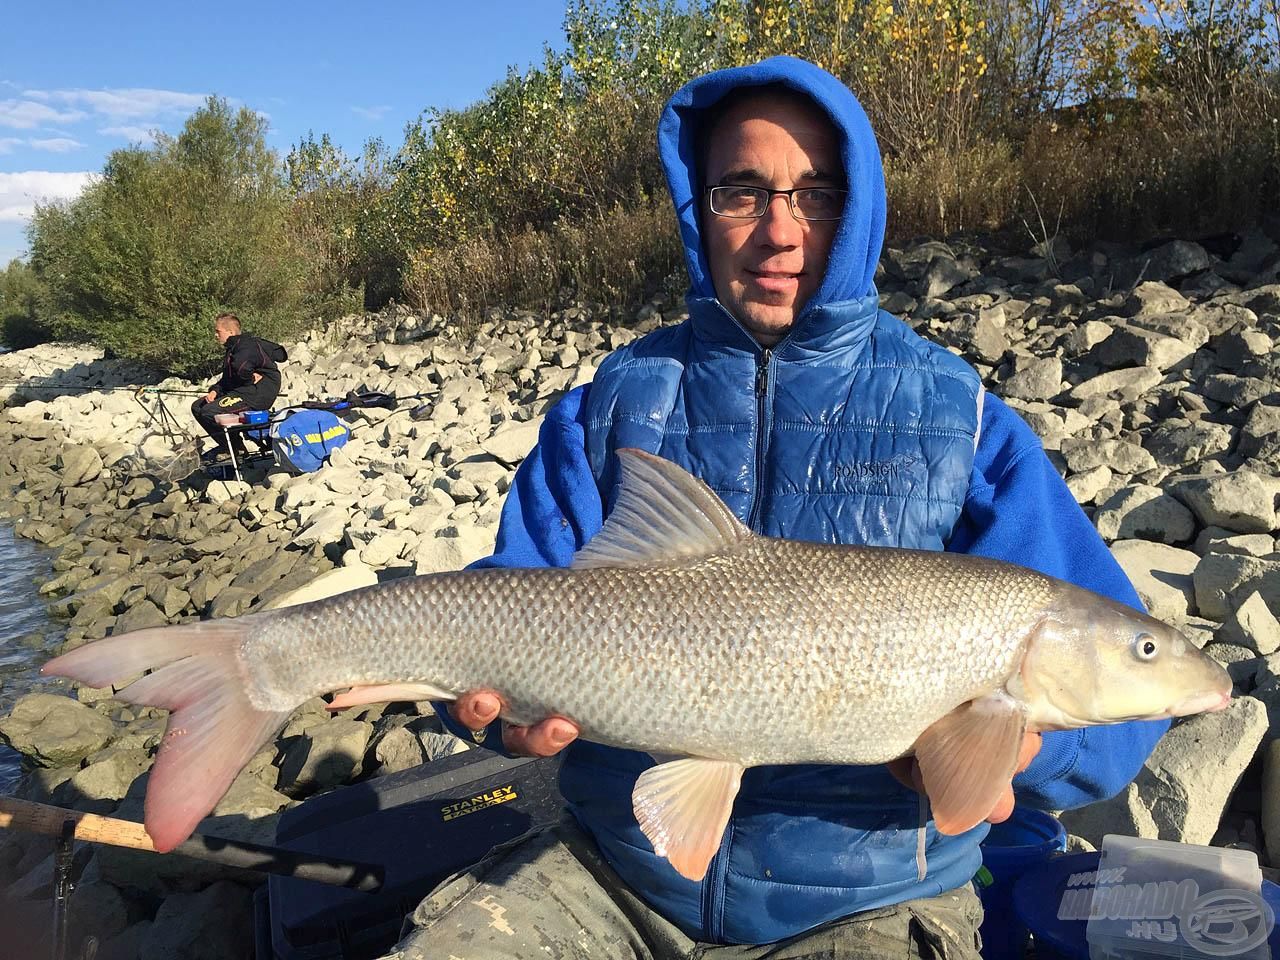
[947,393,1170,812]
[432,386,605,749]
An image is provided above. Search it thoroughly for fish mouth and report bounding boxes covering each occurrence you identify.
[1166,689,1233,717]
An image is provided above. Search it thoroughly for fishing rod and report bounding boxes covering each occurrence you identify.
[0,796,384,891]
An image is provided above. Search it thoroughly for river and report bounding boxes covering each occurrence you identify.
[0,523,64,794]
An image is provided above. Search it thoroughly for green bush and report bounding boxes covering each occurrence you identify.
[0,259,53,349]
[28,97,354,375]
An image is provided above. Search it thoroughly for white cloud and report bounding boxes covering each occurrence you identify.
[0,171,97,223]
[99,125,156,144]
[26,87,207,120]
[0,137,22,154]
[0,100,86,130]
[351,105,392,122]
[29,137,83,153]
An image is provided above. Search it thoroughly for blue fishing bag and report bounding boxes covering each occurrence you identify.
[270,409,351,474]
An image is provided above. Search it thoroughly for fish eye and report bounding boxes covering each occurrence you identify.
[1133,633,1159,661]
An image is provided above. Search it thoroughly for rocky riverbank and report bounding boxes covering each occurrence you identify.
[1,228,1279,957]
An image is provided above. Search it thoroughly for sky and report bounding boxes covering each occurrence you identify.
[0,2,572,265]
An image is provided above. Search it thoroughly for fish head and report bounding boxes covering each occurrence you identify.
[1017,587,1232,730]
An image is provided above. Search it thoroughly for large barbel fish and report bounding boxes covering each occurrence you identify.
[43,449,1232,881]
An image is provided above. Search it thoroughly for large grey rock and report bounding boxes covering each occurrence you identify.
[293,506,350,548]
[359,530,417,567]
[208,585,254,619]
[56,444,103,487]
[1169,471,1280,534]
[211,768,293,820]
[276,718,373,796]
[1001,357,1063,402]
[413,526,495,574]
[1143,419,1234,467]
[1193,553,1280,621]
[112,599,168,634]
[920,256,972,299]
[955,307,1010,363]
[1094,325,1195,371]
[1195,527,1276,557]
[1214,328,1273,373]
[1067,465,1113,504]
[231,549,301,599]
[0,693,115,767]
[1138,240,1212,282]
[261,564,380,611]
[1240,403,1280,459]
[141,881,255,960]
[1122,281,1190,318]
[1216,592,1280,655]
[1066,366,1163,403]
[205,478,251,504]
[1094,485,1195,544]
[1202,374,1274,408]
[1062,697,1267,846]
[1110,540,1200,621]
[1063,320,1114,356]
[53,749,149,807]
[1060,438,1157,475]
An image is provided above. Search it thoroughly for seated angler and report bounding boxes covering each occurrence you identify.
[190,312,287,461]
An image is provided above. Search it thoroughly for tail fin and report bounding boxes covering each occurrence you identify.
[42,618,294,852]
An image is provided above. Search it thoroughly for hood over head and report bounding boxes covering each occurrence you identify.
[658,55,886,314]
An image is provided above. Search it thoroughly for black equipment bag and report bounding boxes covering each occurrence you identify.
[259,749,564,960]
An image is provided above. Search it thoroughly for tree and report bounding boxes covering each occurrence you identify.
[0,259,52,349]
[29,97,339,374]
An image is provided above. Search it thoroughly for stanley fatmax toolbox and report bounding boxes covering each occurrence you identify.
[258,748,565,960]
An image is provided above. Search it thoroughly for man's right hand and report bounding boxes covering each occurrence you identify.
[450,689,580,757]
[204,390,217,403]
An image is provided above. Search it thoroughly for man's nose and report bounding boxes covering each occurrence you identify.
[756,193,801,247]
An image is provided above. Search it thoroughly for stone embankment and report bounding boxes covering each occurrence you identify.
[0,228,1278,957]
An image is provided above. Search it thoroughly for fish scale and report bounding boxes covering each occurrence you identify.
[247,540,1054,767]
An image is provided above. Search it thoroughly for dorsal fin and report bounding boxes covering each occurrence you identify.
[571,449,752,569]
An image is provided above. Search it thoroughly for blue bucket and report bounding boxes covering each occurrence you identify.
[1013,850,1280,959]
[977,809,1068,959]
[1011,851,1097,960]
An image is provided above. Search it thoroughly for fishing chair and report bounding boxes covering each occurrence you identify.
[216,410,277,483]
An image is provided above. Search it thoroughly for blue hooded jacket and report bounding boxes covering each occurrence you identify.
[449,56,1170,945]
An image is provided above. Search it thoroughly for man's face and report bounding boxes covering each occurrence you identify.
[702,93,842,347]
[214,323,232,345]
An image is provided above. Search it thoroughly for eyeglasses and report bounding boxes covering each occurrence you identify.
[706,185,848,221]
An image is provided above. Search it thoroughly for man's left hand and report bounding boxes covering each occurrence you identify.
[887,731,1041,824]
[252,372,262,384]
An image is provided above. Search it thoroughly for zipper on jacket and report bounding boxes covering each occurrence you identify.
[746,347,773,533]
[701,818,734,942]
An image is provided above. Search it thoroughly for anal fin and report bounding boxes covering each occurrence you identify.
[327,682,455,710]
[914,693,1026,835]
[632,757,745,882]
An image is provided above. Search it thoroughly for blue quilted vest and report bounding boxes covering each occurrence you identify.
[560,292,985,944]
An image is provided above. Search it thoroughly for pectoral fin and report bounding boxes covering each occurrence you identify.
[913,693,1026,835]
[632,757,745,881]
[327,682,455,710]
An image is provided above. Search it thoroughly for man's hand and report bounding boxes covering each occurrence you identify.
[252,372,262,384]
[887,731,1042,825]
[450,689,580,757]
[204,389,217,403]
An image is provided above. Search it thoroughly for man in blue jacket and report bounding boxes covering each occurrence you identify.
[388,56,1168,958]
